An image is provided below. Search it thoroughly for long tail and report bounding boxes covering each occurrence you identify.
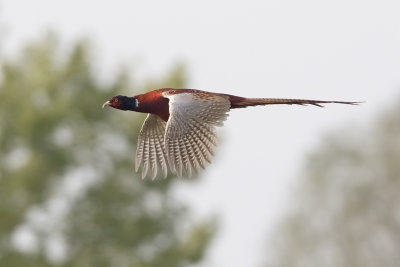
[227,95,360,109]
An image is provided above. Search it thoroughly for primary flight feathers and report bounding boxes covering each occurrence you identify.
[102,88,359,179]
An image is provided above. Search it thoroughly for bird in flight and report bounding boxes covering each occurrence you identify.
[103,88,358,179]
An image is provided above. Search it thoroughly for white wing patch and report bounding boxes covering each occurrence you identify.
[135,114,168,179]
[162,92,231,177]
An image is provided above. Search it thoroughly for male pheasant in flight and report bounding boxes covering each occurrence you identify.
[103,88,357,179]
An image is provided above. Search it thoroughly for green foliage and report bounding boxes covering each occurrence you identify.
[0,33,214,266]
[266,100,400,267]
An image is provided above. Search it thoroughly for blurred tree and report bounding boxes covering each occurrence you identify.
[0,33,215,267]
[265,100,400,267]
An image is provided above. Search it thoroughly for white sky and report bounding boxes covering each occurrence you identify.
[2,1,400,266]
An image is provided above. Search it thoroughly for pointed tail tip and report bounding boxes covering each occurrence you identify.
[315,101,363,108]
[338,101,364,105]
[320,100,363,107]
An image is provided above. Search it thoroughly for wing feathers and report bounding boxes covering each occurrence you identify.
[135,114,168,179]
[163,92,231,177]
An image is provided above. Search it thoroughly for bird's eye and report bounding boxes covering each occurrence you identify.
[114,98,119,103]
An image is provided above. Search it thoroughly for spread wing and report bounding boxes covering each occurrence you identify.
[135,114,168,179]
[162,92,231,177]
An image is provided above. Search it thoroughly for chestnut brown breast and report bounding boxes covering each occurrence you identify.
[135,89,171,121]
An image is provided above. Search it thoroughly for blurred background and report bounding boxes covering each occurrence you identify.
[0,1,399,267]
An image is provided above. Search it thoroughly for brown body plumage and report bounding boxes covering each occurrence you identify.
[102,88,358,179]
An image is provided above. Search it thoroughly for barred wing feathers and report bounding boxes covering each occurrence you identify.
[135,114,168,179]
[163,92,231,177]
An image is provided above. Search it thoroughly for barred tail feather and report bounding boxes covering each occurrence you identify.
[228,95,360,109]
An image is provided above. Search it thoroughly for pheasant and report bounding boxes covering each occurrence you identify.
[102,88,358,179]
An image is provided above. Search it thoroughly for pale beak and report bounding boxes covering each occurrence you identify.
[102,100,111,108]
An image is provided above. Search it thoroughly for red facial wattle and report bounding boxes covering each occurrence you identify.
[112,97,121,107]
